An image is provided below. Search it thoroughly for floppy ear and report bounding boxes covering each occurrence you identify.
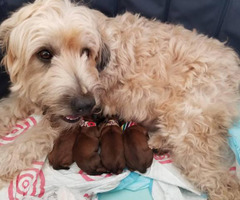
[0,2,41,69]
[92,9,111,72]
[96,42,110,72]
[0,3,32,51]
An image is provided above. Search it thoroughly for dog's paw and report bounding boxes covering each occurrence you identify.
[0,144,30,183]
[148,134,172,152]
[0,178,9,190]
[0,117,19,137]
[148,135,163,149]
[0,173,16,183]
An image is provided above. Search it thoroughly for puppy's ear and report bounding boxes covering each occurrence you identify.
[96,42,110,72]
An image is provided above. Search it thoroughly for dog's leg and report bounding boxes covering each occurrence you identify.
[0,93,36,137]
[0,118,59,188]
[149,118,240,200]
[173,139,240,200]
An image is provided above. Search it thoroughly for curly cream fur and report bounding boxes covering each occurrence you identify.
[0,0,239,199]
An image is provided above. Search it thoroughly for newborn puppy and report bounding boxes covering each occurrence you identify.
[73,117,106,175]
[123,122,153,173]
[100,118,125,174]
[48,128,78,170]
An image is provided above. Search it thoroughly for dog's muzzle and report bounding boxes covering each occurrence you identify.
[61,95,96,123]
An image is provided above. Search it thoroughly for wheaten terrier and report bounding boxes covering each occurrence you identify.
[0,0,239,199]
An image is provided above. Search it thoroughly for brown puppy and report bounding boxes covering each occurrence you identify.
[123,122,153,173]
[73,118,106,175]
[100,119,125,174]
[48,128,77,170]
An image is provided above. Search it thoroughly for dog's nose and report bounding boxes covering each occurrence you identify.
[71,96,96,115]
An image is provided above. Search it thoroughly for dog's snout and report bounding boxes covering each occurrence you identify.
[71,96,96,115]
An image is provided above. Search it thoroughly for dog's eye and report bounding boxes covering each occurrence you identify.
[37,49,53,62]
[82,48,91,57]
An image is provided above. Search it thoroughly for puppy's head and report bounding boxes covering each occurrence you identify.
[0,0,110,124]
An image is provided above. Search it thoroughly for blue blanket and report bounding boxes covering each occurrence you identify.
[229,120,240,164]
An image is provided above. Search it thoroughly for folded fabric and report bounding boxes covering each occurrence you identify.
[110,172,152,192]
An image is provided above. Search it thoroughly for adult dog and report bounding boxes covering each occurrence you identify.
[0,0,239,199]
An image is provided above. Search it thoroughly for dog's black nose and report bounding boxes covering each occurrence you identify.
[71,96,96,115]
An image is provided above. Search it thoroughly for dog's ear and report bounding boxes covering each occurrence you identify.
[96,42,110,72]
[0,4,34,52]
[0,16,15,56]
[0,2,40,69]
